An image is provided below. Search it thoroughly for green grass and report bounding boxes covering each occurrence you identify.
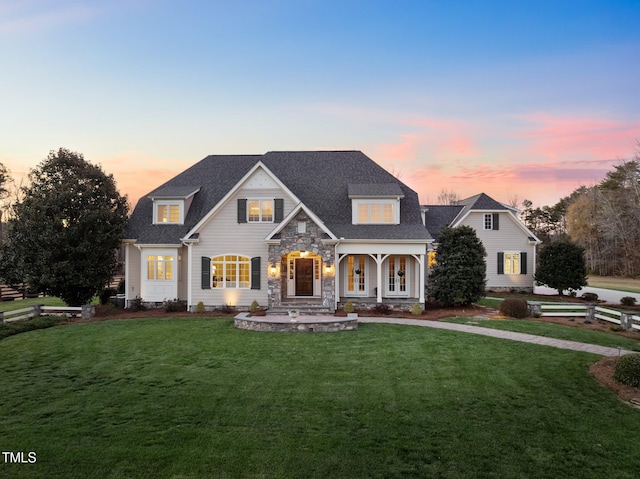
[2,318,640,478]
[445,317,640,352]
[0,296,67,313]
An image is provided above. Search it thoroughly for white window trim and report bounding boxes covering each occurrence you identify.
[346,255,368,296]
[483,213,493,230]
[211,254,252,289]
[503,251,521,275]
[146,255,175,281]
[352,199,400,225]
[247,198,275,223]
[153,200,184,224]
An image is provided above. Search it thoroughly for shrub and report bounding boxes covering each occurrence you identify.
[164,299,186,313]
[343,301,355,314]
[117,278,125,294]
[0,316,64,340]
[250,300,260,314]
[99,287,117,305]
[614,354,640,388]
[499,298,528,319]
[411,303,422,315]
[374,303,391,315]
[128,297,146,311]
[621,296,637,307]
[195,301,206,313]
[220,304,235,314]
[581,292,598,302]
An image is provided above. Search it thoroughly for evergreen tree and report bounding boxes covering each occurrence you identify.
[428,225,486,306]
[0,148,129,306]
[534,240,587,295]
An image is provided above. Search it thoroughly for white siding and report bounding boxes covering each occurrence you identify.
[459,212,535,290]
[189,175,297,309]
[125,242,141,303]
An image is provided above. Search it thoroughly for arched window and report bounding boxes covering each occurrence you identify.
[211,255,251,288]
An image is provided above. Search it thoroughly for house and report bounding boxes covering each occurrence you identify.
[422,193,542,293]
[124,151,432,313]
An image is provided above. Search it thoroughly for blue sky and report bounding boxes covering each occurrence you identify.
[1,0,639,207]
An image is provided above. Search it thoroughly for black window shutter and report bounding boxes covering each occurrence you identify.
[520,252,527,275]
[493,213,500,230]
[201,257,211,289]
[251,257,261,289]
[497,252,504,275]
[237,199,247,223]
[274,199,284,223]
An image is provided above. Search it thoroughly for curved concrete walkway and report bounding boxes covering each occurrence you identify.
[358,317,635,356]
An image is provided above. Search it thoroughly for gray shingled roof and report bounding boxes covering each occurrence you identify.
[127,151,432,244]
[421,193,508,241]
[347,183,405,198]
[421,205,464,241]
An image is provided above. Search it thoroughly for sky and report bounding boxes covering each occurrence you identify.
[1,0,639,209]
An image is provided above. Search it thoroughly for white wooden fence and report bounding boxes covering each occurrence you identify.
[0,304,95,323]
[529,302,640,332]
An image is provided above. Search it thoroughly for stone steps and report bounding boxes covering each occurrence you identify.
[267,304,333,316]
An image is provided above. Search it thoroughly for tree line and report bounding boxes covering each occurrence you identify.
[521,143,640,278]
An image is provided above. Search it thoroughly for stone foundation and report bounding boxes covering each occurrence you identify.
[339,297,423,312]
[234,313,357,332]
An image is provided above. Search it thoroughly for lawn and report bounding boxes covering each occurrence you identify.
[2,318,640,478]
[0,296,66,313]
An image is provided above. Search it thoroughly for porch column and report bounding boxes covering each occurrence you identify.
[418,253,425,303]
[376,254,383,303]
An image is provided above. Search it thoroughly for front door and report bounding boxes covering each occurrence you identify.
[295,258,314,296]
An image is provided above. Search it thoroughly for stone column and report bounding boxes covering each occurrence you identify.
[620,311,635,331]
[82,305,95,319]
[527,301,541,318]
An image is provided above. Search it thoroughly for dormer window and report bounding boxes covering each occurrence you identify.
[355,201,397,224]
[148,186,200,226]
[154,201,183,224]
[157,203,181,223]
[348,183,404,225]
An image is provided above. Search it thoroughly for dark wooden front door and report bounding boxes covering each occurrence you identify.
[295,258,314,296]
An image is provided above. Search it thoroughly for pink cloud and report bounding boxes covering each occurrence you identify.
[514,114,640,161]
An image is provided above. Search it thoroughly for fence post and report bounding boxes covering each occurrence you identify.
[81,305,95,319]
[0,312,4,323]
[585,304,596,323]
[33,304,42,317]
[528,302,542,317]
[620,312,634,331]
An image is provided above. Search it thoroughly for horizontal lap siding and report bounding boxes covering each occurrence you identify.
[190,185,296,308]
[126,244,142,301]
[460,212,535,289]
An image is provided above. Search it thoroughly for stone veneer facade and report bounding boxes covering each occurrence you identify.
[267,211,336,311]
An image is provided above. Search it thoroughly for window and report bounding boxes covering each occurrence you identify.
[387,255,407,295]
[498,251,527,275]
[504,252,520,274]
[147,255,174,280]
[247,199,273,222]
[484,213,499,230]
[211,255,251,288]
[347,255,366,294]
[155,203,181,223]
[354,201,398,224]
[428,251,437,268]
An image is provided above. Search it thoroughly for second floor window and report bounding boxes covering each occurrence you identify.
[248,199,274,222]
[156,203,181,223]
[355,202,396,224]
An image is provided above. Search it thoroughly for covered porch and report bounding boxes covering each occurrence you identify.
[336,242,427,312]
